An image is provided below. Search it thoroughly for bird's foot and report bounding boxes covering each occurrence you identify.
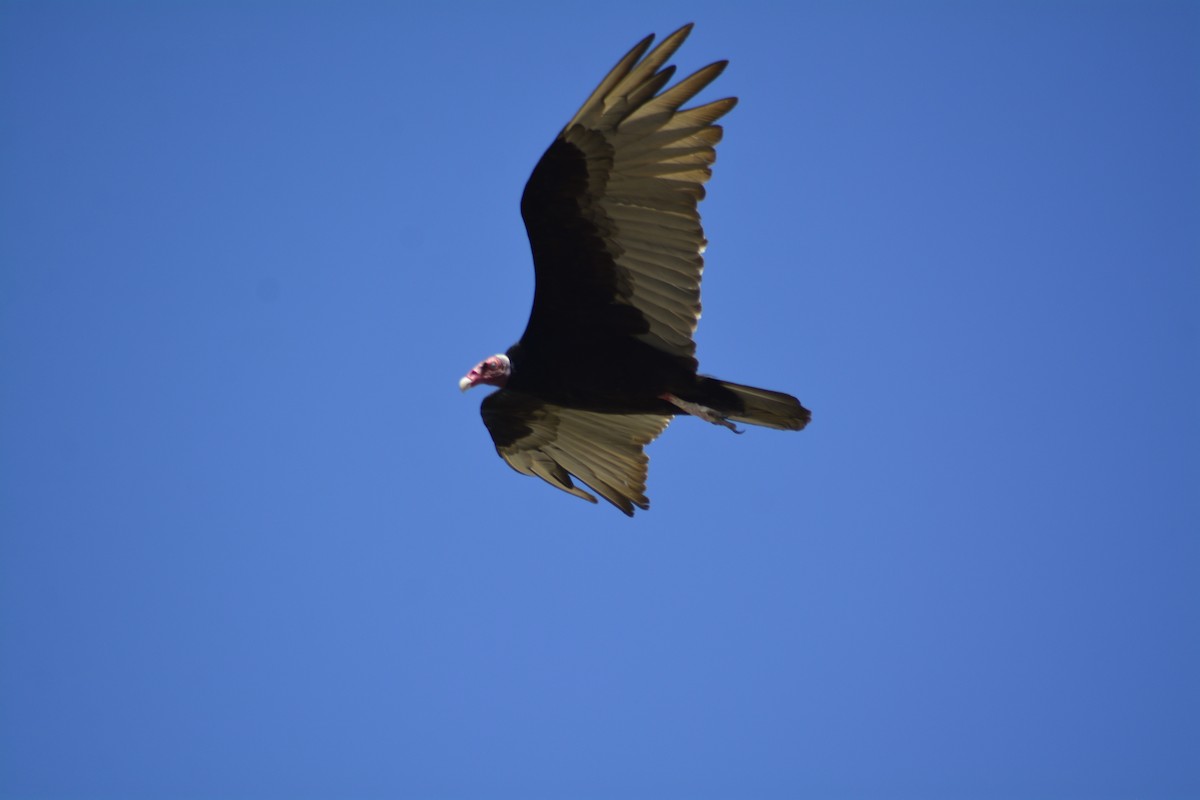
[659,393,743,434]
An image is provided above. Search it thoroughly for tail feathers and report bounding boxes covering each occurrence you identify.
[718,380,811,431]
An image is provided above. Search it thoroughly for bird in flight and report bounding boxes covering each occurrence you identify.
[460,24,810,515]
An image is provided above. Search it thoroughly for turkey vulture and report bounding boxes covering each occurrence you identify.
[460,24,811,515]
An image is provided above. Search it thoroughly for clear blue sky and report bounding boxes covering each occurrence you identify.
[2,1,1197,797]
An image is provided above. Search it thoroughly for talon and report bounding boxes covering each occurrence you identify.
[660,393,743,433]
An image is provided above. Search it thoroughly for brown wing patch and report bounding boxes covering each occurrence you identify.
[481,391,672,516]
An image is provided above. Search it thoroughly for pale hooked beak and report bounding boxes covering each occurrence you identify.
[458,376,473,392]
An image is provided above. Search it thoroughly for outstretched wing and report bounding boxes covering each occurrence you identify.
[480,390,672,516]
[519,24,736,362]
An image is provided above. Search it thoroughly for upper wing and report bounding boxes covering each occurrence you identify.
[519,24,736,361]
[481,390,672,516]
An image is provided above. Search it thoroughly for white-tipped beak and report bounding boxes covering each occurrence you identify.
[458,376,473,392]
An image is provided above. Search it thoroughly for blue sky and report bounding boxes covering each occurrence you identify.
[2,1,1197,797]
